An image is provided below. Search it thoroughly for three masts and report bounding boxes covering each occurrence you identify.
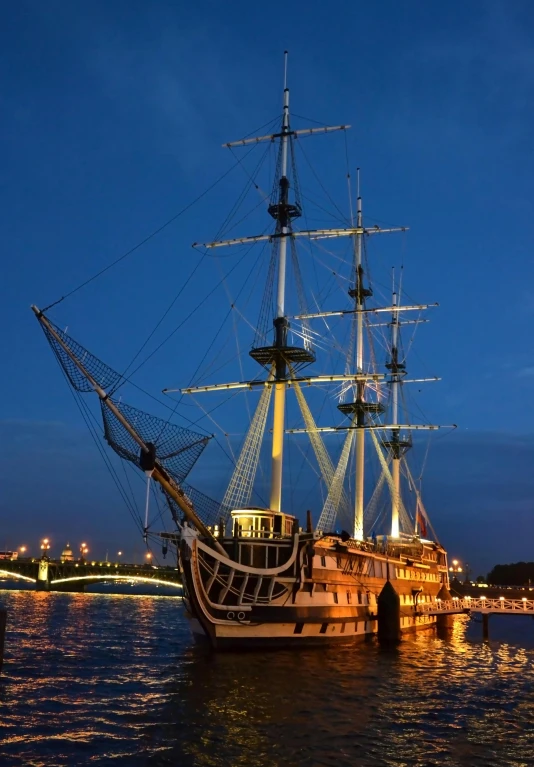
[173,51,440,543]
[32,53,453,648]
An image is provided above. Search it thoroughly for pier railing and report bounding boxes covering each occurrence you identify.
[417,597,534,615]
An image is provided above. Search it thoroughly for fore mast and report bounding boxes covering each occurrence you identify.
[268,51,293,512]
[248,51,315,512]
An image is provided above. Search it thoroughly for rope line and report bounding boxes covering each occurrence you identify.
[40,153,257,312]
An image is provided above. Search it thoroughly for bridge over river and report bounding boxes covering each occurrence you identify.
[0,557,182,592]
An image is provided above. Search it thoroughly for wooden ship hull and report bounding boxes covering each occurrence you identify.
[179,523,449,649]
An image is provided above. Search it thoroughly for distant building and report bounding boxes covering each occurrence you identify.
[60,543,74,563]
[0,551,17,560]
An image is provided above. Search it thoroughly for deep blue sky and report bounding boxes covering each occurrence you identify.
[2,0,534,574]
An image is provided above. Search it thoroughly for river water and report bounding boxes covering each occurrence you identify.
[0,590,532,766]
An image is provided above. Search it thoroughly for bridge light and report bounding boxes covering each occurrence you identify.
[522,597,527,602]
[19,546,27,554]
[499,596,504,600]
[145,552,152,561]
[481,595,486,600]
[457,567,462,573]
[452,559,458,567]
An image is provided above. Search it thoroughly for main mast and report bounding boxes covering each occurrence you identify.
[384,272,411,538]
[338,173,380,540]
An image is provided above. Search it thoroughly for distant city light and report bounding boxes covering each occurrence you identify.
[145,552,152,560]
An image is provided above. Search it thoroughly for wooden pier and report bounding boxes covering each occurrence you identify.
[417,596,534,638]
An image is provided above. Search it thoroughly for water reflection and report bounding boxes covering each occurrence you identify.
[0,590,533,766]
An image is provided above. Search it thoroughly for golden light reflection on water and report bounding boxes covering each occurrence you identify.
[0,590,533,766]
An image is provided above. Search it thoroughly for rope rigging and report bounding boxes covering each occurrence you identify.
[40,148,260,313]
[32,70,451,556]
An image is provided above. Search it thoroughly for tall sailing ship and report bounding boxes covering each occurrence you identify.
[33,55,454,648]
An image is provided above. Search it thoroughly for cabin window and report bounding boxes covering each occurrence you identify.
[238,517,253,536]
[357,591,362,605]
[336,556,342,569]
[333,592,339,604]
[347,591,352,604]
[285,520,293,535]
[321,556,326,567]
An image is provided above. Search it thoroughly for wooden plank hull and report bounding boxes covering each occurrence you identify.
[179,529,446,650]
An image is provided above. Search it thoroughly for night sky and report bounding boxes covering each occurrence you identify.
[2,0,534,575]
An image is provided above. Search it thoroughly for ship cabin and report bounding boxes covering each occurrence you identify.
[226,508,298,569]
[230,508,297,539]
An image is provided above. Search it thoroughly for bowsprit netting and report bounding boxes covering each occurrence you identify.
[40,319,123,393]
[165,484,230,528]
[101,399,209,484]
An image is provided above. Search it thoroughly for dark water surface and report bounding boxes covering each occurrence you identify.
[0,590,533,766]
